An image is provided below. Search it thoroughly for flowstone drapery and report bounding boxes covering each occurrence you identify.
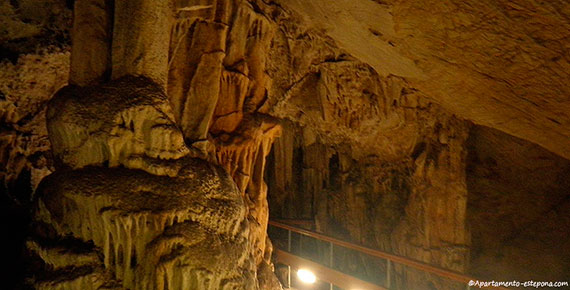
[25,0,283,288]
[27,77,269,289]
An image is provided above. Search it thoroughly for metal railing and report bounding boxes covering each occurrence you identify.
[269,220,508,290]
[275,249,387,290]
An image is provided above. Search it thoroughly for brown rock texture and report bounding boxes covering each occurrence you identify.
[1,3,72,285]
[27,76,268,289]
[47,77,189,175]
[262,13,473,288]
[1,50,68,190]
[1,0,569,289]
[467,126,570,282]
[164,1,283,279]
[30,158,257,290]
[275,0,570,160]
[16,0,284,288]
[30,160,257,290]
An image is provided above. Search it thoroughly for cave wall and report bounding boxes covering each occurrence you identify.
[275,0,570,161]
[2,0,285,289]
[1,1,71,286]
[0,49,68,288]
[1,0,71,202]
[265,73,472,290]
[467,126,570,282]
[266,120,570,289]
[263,15,473,288]
[263,3,570,289]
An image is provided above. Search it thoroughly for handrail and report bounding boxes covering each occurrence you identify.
[275,249,387,290]
[272,218,315,227]
[269,220,508,290]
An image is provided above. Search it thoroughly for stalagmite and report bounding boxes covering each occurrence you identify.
[28,77,263,289]
[111,0,171,87]
[69,0,112,86]
[25,0,282,288]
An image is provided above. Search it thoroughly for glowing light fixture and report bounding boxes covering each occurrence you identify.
[297,269,317,284]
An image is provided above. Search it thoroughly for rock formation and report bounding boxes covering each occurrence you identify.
[1,0,569,289]
[264,51,473,288]
[262,1,569,288]
[276,0,570,161]
[27,75,268,289]
[17,0,282,288]
[466,126,570,282]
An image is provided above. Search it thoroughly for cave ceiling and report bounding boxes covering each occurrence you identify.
[275,0,570,160]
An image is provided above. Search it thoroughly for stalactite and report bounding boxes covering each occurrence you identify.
[265,20,473,287]
[214,115,281,267]
[27,75,266,289]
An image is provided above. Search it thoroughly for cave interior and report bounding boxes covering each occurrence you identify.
[1,0,569,289]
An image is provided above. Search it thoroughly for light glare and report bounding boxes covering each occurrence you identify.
[297,269,317,284]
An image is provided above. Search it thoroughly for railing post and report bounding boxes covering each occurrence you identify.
[287,229,292,288]
[386,259,391,289]
[270,220,500,290]
[329,241,334,290]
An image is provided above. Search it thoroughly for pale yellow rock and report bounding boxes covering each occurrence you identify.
[47,76,189,176]
[29,157,258,290]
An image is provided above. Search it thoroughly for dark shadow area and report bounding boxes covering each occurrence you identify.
[1,170,33,290]
[466,125,570,282]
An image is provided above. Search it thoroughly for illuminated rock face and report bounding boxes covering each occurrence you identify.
[31,160,256,290]
[47,77,189,176]
[27,77,265,289]
[265,60,472,289]
[273,0,570,161]
[21,0,283,288]
[164,0,282,277]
